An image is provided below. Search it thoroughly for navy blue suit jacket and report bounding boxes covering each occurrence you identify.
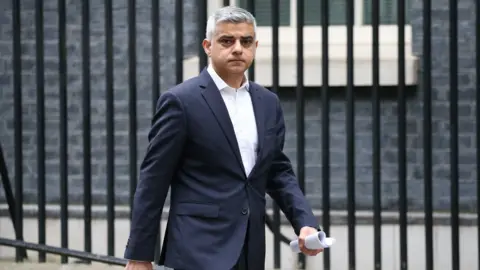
[124,69,319,270]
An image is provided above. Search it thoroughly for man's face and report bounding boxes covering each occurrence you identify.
[203,22,258,75]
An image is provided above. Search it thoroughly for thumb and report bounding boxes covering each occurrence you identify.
[299,228,309,239]
[298,229,307,246]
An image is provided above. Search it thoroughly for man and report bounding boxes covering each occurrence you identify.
[124,6,323,270]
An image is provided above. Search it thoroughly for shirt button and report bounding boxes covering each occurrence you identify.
[242,208,249,215]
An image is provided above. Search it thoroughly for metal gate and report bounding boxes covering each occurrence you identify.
[0,0,479,269]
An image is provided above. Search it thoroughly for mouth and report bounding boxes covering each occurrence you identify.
[229,59,244,62]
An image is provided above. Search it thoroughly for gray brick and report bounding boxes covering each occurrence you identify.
[0,0,198,206]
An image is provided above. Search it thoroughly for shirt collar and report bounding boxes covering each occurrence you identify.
[207,65,249,91]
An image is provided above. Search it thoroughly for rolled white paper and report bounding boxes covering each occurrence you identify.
[289,231,336,253]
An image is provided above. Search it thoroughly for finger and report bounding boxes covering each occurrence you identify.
[300,246,314,255]
[301,247,323,256]
[298,238,306,249]
[298,239,313,255]
[301,249,317,256]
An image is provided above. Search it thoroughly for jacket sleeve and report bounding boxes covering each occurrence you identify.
[266,97,319,236]
[124,91,187,261]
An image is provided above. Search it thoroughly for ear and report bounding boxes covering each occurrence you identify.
[255,40,258,48]
[202,39,212,56]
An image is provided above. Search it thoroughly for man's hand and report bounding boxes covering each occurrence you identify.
[124,260,153,270]
[298,226,324,256]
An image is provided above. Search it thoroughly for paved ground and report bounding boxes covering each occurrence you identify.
[3,218,479,270]
[0,262,283,270]
[0,262,124,270]
[0,262,286,270]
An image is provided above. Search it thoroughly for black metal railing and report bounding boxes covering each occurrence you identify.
[477,0,480,268]
[81,0,92,262]
[0,0,479,270]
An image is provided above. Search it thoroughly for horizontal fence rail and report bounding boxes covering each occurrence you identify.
[0,238,127,266]
[0,0,479,270]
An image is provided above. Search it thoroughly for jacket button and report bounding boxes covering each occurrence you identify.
[242,208,249,215]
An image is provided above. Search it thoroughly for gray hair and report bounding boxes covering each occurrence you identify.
[205,6,257,41]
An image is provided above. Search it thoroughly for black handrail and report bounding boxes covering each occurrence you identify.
[0,142,27,259]
[1,139,292,265]
[0,238,126,266]
[0,213,292,265]
[265,215,292,244]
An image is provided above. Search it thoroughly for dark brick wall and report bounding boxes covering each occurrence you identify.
[282,0,478,212]
[0,0,477,212]
[408,0,477,211]
[0,0,198,205]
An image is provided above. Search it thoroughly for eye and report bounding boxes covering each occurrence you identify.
[241,39,254,47]
[220,39,234,45]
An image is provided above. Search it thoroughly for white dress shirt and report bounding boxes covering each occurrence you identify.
[207,65,258,177]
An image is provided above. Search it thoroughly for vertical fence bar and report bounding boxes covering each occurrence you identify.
[422,0,434,269]
[151,0,161,263]
[128,0,138,221]
[223,0,230,6]
[198,0,208,70]
[346,0,356,268]
[295,0,305,199]
[477,0,480,268]
[397,0,408,269]
[12,0,24,262]
[271,0,281,268]
[321,0,331,268]
[448,0,459,269]
[151,0,160,111]
[58,0,69,263]
[106,0,115,257]
[371,0,381,268]
[82,0,92,262]
[175,1,183,84]
[246,0,255,81]
[296,0,306,268]
[35,0,46,263]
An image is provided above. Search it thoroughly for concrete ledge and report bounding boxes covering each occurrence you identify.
[184,26,418,87]
[0,204,477,226]
[1,218,478,270]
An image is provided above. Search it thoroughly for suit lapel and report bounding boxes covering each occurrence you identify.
[248,83,265,178]
[249,83,265,160]
[199,70,247,176]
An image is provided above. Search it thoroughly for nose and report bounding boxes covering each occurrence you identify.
[232,39,243,54]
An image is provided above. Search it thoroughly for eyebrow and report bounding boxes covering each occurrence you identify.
[218,35,254,40]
